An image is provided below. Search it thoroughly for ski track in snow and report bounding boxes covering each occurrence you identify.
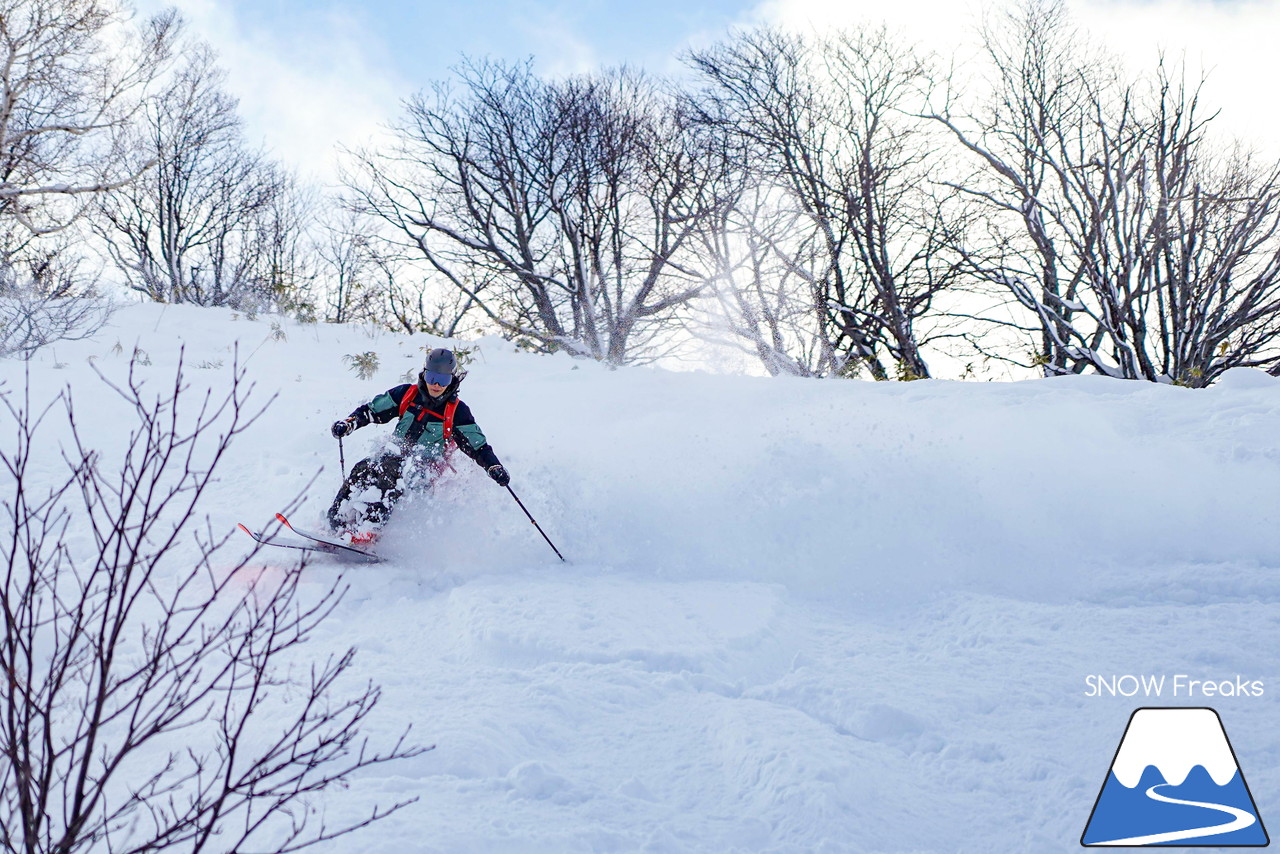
[5,304,1280,853]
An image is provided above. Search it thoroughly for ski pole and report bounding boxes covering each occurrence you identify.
[338,435,346,479]
[506,485,566,562]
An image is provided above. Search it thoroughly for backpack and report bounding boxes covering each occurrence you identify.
[397,384,458,450]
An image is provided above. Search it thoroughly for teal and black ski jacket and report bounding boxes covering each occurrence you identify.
[346,383,501,469]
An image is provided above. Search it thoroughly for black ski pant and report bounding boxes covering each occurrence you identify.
[326,450,409,532]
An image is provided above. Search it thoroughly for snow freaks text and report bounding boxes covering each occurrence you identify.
[1084,675,1264,699]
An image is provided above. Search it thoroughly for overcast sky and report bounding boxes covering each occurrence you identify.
[130,0,1280,183]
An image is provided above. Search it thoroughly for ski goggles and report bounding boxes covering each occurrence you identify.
[423,370,453,387]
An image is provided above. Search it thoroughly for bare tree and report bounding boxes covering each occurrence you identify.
[300,207,383,325]
[0,0,175,358]
[927,0,1280,384]
[0,0,176,236]
[0,356,424,853]
[94,43,290,309]
[690,182,839,376]
[687,26,961,380]
[260,177,319,317]
[346,60,728,365]
[379,251,477,337]
[301,205,475,334]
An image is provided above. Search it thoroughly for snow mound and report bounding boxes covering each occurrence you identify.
[1214,367,1279,389]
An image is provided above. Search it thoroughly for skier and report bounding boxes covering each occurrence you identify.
[326,347,509,544]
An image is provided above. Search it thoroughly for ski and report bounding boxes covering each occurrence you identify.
[238,523,337,557]
[273,513,383,563]
[237,521,381,564]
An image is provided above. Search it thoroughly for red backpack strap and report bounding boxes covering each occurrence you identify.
[398,384,418,417]
[443,400,458,445]
[435,400,460,473]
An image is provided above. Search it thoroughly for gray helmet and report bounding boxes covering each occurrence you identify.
[423,348,457,380]
[418,348,461,398]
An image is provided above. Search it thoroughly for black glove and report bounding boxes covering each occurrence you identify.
[487,464,510,487]
[331,417,356,439]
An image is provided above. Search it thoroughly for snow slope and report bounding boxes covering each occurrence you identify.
[5,302,1280,853]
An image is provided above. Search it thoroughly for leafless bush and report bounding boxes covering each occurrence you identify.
[0,355,425,853]
[0,244,111,359]
[0,286,111,360]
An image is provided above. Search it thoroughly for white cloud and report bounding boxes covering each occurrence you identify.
[126,0,1278,187]
[750,0,986,54]
[1073,0,1280,153]
[134,0,405,184]
[752,0,1280,154]
[517,7,601,78]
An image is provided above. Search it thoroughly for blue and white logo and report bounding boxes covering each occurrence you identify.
[1082,707,1269,847]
